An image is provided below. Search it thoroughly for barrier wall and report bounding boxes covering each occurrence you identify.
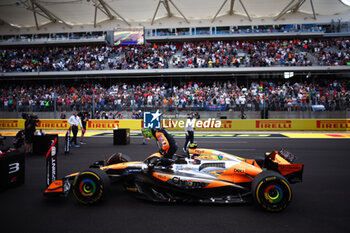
[0,119,142,130]
[1,119,349,131]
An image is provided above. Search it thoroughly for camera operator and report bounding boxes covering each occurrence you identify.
[23,113,38,154]
[78,111,89,144]
[0,133,5,148]
[0,134,5,156]
[0,133,7,156]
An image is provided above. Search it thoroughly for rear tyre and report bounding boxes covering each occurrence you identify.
[72,168,110,205]
[252,171,292,212]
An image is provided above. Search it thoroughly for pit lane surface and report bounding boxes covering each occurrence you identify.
[0,137,349,233]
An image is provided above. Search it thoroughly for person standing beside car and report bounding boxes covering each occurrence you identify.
[79,112,89,144]
[24,113,38,155]
[184,114,195,152]
[68,111,83,148]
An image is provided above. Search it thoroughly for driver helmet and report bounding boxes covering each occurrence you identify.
[188,142,198,149]
[142,128,155,139]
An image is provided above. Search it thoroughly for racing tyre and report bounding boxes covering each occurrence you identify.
[72,168,110,205]
[252,171,292,212]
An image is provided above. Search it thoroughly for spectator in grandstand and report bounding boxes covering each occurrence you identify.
[0,79,349,114]
[60,112,66,119]
[2,38,350,73]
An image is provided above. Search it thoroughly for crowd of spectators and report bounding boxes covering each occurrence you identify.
[0,46,113,72]
[298,39,350,66]
[175,40,312,68]
[1,38,350,72]
[107,43,177,70]
[1,79,349,114]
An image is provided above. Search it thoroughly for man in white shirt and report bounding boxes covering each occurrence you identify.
[68,111,84,148]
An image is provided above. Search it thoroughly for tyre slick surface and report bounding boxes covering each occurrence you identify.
[72,168,110,205]
[252,170,292,212]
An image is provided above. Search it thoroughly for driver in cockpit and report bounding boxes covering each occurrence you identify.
[142,128,177,166]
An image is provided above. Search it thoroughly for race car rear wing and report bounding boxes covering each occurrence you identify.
[264,150,304,184]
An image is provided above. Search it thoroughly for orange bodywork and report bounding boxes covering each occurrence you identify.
[100,162,141,170]
[153,172,172,182]
[45,180,63,193]
[216,162,262,184]
[205,180,237,189]
[278,163,304,176]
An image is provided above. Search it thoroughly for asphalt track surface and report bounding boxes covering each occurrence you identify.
[0,136,349,233]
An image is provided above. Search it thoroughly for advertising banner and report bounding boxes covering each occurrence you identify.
[0,119,24,129]
[161,119,350,131]
[86,119,142,130]
[37,119,70,130]
[0,119,349,131]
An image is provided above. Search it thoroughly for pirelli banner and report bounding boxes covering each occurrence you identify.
[0,119,142,130]
[0,119,349,131]
[86,120,142,130]
[161,119,350,131]
[0,119,25,129]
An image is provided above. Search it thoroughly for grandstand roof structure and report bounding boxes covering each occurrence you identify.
[0,0,349,30]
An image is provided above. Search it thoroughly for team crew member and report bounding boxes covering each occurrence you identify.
[68,111,84,148]
[151,128,177,165]
[184,114,195,152]
[79,112,89,144]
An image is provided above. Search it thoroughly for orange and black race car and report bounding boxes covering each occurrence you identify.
[44,143,304,212]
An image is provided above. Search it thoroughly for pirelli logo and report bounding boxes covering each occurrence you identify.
[0,120,18,128]
[87,120,119,129]
[256,120,292,129]
[316,120,350,129]
[37,120,68,129]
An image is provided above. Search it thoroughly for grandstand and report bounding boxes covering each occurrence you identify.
[0,0,350,119]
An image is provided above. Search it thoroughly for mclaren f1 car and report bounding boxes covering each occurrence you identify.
[44,143,304,212]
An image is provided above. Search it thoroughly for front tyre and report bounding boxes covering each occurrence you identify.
[72,168,110,205]
[252,171,292,212]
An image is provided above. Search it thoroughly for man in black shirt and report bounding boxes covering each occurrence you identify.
[79,112,89,144]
